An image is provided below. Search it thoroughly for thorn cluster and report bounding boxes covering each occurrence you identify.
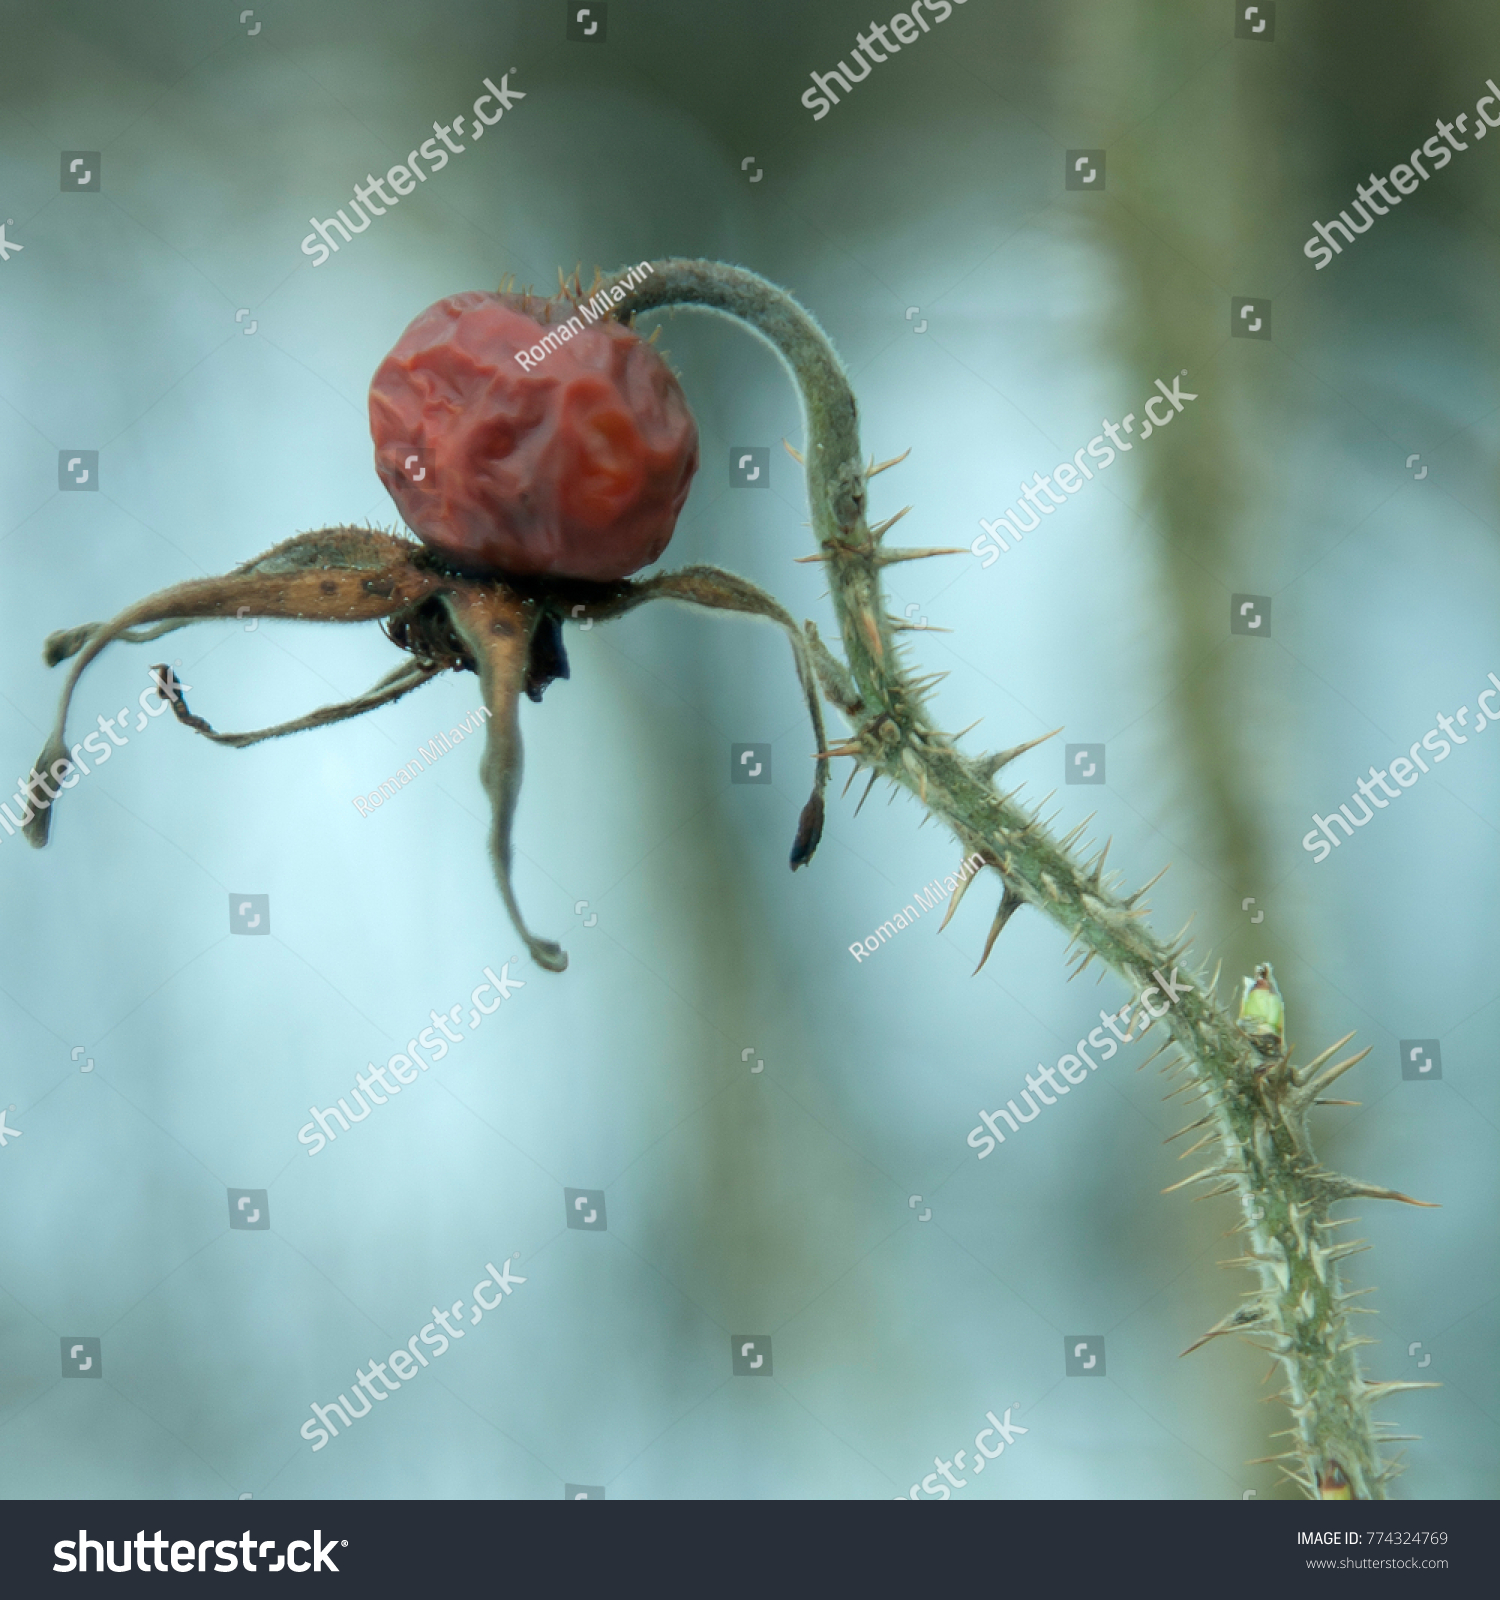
[612,260,1436,1500]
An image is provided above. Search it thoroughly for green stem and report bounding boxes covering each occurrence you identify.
[614,257,1434,1500]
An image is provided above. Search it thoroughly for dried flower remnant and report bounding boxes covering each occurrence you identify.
[23,268,828,973]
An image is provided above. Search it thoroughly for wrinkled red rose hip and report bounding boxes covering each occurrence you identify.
[368,289,699,582]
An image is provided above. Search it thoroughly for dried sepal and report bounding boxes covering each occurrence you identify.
[25,528,441,847]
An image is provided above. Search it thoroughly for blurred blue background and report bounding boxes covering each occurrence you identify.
[0,0,1494,1498]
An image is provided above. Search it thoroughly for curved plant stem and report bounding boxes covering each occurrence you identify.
[613,258,1436,1500]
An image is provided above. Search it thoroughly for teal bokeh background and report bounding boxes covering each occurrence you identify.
[0,0,1494,1498]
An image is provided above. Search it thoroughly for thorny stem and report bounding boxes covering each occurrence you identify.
[615,258,1437,1500]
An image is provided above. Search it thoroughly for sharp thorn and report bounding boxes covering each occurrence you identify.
[1300,1047,1372,1101]
[1293,1031,1358,1084]
[1181,1306,1269,1357]
[1058,812,1095,851]
[1124,864,1170,907]
[875,547,967,566]
[1193,1181,1242,1201]
[973,887,1025,974]
[1161,1165,1228,1195]
[1087,837,1112,886]
[1322,1175,1439,1208]
[869,505,913,541]
[853,770,880,817]
[978,727,1064,780]
[1137,1037,1174,1073]
[1322,1242,1372,1263]
[1164,1112,1217,1144]
[938,857,984,931]
[1361,1380,1441,1401]
[866,447,911,478]
[1067,951,1098,983]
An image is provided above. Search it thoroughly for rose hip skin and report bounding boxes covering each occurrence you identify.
[369,290,699,581]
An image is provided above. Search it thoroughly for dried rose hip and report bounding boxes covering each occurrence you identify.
[33,261,837,980]
[368,288,699,581]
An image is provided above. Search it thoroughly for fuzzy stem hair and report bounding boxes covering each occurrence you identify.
[611,257,1433,1500]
